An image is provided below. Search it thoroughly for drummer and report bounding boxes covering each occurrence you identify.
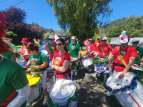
[25,43,48,105]
[94,37,102,51]
[45,35,57,66]
[51,38,71,80]
[96,37,112,77]
[85,38,95,72]
[131,39,143,65]
[0,11,30,107]
[20,38,30,62]
[0,40,16,61]
[68,36,80,76]
[106,31,138,96]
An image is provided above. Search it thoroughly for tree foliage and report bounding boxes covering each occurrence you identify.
[43,32,54,40]
[46,0,113,40]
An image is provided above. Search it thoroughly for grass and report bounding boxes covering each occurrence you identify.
[95,75,122,107]
[16,45,22,48]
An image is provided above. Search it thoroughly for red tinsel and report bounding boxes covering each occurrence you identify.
[0,11,8,54]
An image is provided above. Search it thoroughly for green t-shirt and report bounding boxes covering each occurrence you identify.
[68,43,80,58]
[0,58,28,106]
[0,50,15,59]
[35,41,40,47]
[29,52,47,72]
[134,46,143,65]
[10,43,17,49]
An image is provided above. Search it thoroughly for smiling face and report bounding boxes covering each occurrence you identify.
[56,40,65,51]
[71,39,76,44]
[132,41,139,47]
[49,38,55,45]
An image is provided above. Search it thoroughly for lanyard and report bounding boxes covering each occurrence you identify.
[119,46,127,67]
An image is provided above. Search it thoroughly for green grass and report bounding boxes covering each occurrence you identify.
[95,76,122,107]
[16,45,22,48]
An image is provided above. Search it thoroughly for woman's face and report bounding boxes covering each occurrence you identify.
[88,40,92,44]
[23,43,28,46]
[71,39,75,43]
[56,41,65,51]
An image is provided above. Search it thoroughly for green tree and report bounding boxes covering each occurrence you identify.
[46,0,113,40]
[6,30,17,38]
[43,32,54,40]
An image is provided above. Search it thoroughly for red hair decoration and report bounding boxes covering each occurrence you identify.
[0,11,8,54]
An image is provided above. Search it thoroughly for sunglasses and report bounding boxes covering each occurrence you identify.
[55,43,63,46]
[132,42,139,44]
[49,39,53,40]
[102,40,107,41]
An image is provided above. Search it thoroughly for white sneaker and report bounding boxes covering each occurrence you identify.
[88,68,92,72]
[75,72,77,75]
[86,67,90,70]
[106,92,113,96]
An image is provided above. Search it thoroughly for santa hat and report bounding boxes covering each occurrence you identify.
[119,31,130,44]
[0,11,8,54]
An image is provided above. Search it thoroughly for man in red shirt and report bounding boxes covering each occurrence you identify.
[45,35,57,66]
[94,37,102,51]
[106,31,138,96]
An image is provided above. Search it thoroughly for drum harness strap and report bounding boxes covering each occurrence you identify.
[101,44,106,58]
[112,46,131,72]
[54,69,71,79]
[0,90,17,106]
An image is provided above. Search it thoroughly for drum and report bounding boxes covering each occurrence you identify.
[26,74,43,106]
[104,72,141,94]
[48,79,77,107]
[93,57,109,73]
[70,57,79,71]
[81,55,93,67]
[131,64,143,74]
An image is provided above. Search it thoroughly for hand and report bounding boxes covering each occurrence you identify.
[94,55,97,58]
[106,64,109,70]
[78,56,80,60]
[25,64,29,67]
[27,66,36,71]
[51,65,54,69]
[140,59,143,62]
[118,72,125,79]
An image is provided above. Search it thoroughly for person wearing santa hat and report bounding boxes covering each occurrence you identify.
[131,39,143,65]
[0,11,30,107]
[106,31,138,96]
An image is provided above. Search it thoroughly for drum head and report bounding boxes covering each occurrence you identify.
[71,57,78,62]
[50,79,76,100]
[27,74,41,86]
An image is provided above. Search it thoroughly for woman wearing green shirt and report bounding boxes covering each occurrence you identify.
[25,43,48,105]
[131,39,143,65]
[68,36,80,76]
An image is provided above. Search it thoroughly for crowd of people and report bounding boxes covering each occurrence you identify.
[1,11,143,107]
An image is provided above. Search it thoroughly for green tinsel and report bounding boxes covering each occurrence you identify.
[70,62,80,71]
[131,68,143,75]
[92,59,109,64]
[47,42,53,54]
[47,89,78,107]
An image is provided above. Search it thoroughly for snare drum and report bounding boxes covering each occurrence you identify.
[48,79,77,107]
[26,74,43,106]
[81,55,93,66]
[70,57,80,71]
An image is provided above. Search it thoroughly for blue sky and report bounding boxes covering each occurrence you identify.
[0,0,143,30]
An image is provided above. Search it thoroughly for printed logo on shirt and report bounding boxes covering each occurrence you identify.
[31,58,37,65]
[55,57,61,61]
[96,43,99,46]
[71,45,75,50]
[55,60,59,66]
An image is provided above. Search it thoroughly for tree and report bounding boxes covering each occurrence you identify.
[6,30,17,38]
[46,0,113,40]
[43,32,54,40]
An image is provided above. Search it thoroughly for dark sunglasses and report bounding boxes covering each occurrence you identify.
[49,39,53,40]
[102,40,107,41]
[55,43,63,46]
[132,42,139,44]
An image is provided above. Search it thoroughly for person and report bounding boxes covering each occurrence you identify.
[45,35,57,66]
[96,37,112,77]
[33,38,40,47]
[0,11,30,107]
[94,37,102,51]
[85,38,95,72]
[20,38,30,61]
[131,39,143,65]
[51,38,71,80]
[25,43,48,105]
[0,40,16,61]
[106,31,138,96]
[68,36,80,75]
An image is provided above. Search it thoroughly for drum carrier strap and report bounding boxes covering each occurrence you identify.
[54,69,71,78]
[112,46,131,72]
[0,90,17,106]
[101,44,106,58]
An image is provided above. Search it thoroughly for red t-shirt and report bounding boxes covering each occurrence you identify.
[45,43,57,61]
[86,44,95,54]
[53,51,71,79]
[111,46,139,72]
[94,41,102,51]
[98,43,112,57]
[21,45,30,61]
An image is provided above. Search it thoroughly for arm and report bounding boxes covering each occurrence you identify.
[52,60,70,72]
[106,53,114,70]
[7,84,30,107]
[118,57,135,79]
[25,60,30,67]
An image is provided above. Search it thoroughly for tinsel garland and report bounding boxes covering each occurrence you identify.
[47,89,78,107]
[92,59,109,64]
[27,91,44,107]
[131,68,143,75]
[70,62,80,71]
[47,42,53,54]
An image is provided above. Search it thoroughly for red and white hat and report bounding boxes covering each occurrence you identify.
[119,31,129,44]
